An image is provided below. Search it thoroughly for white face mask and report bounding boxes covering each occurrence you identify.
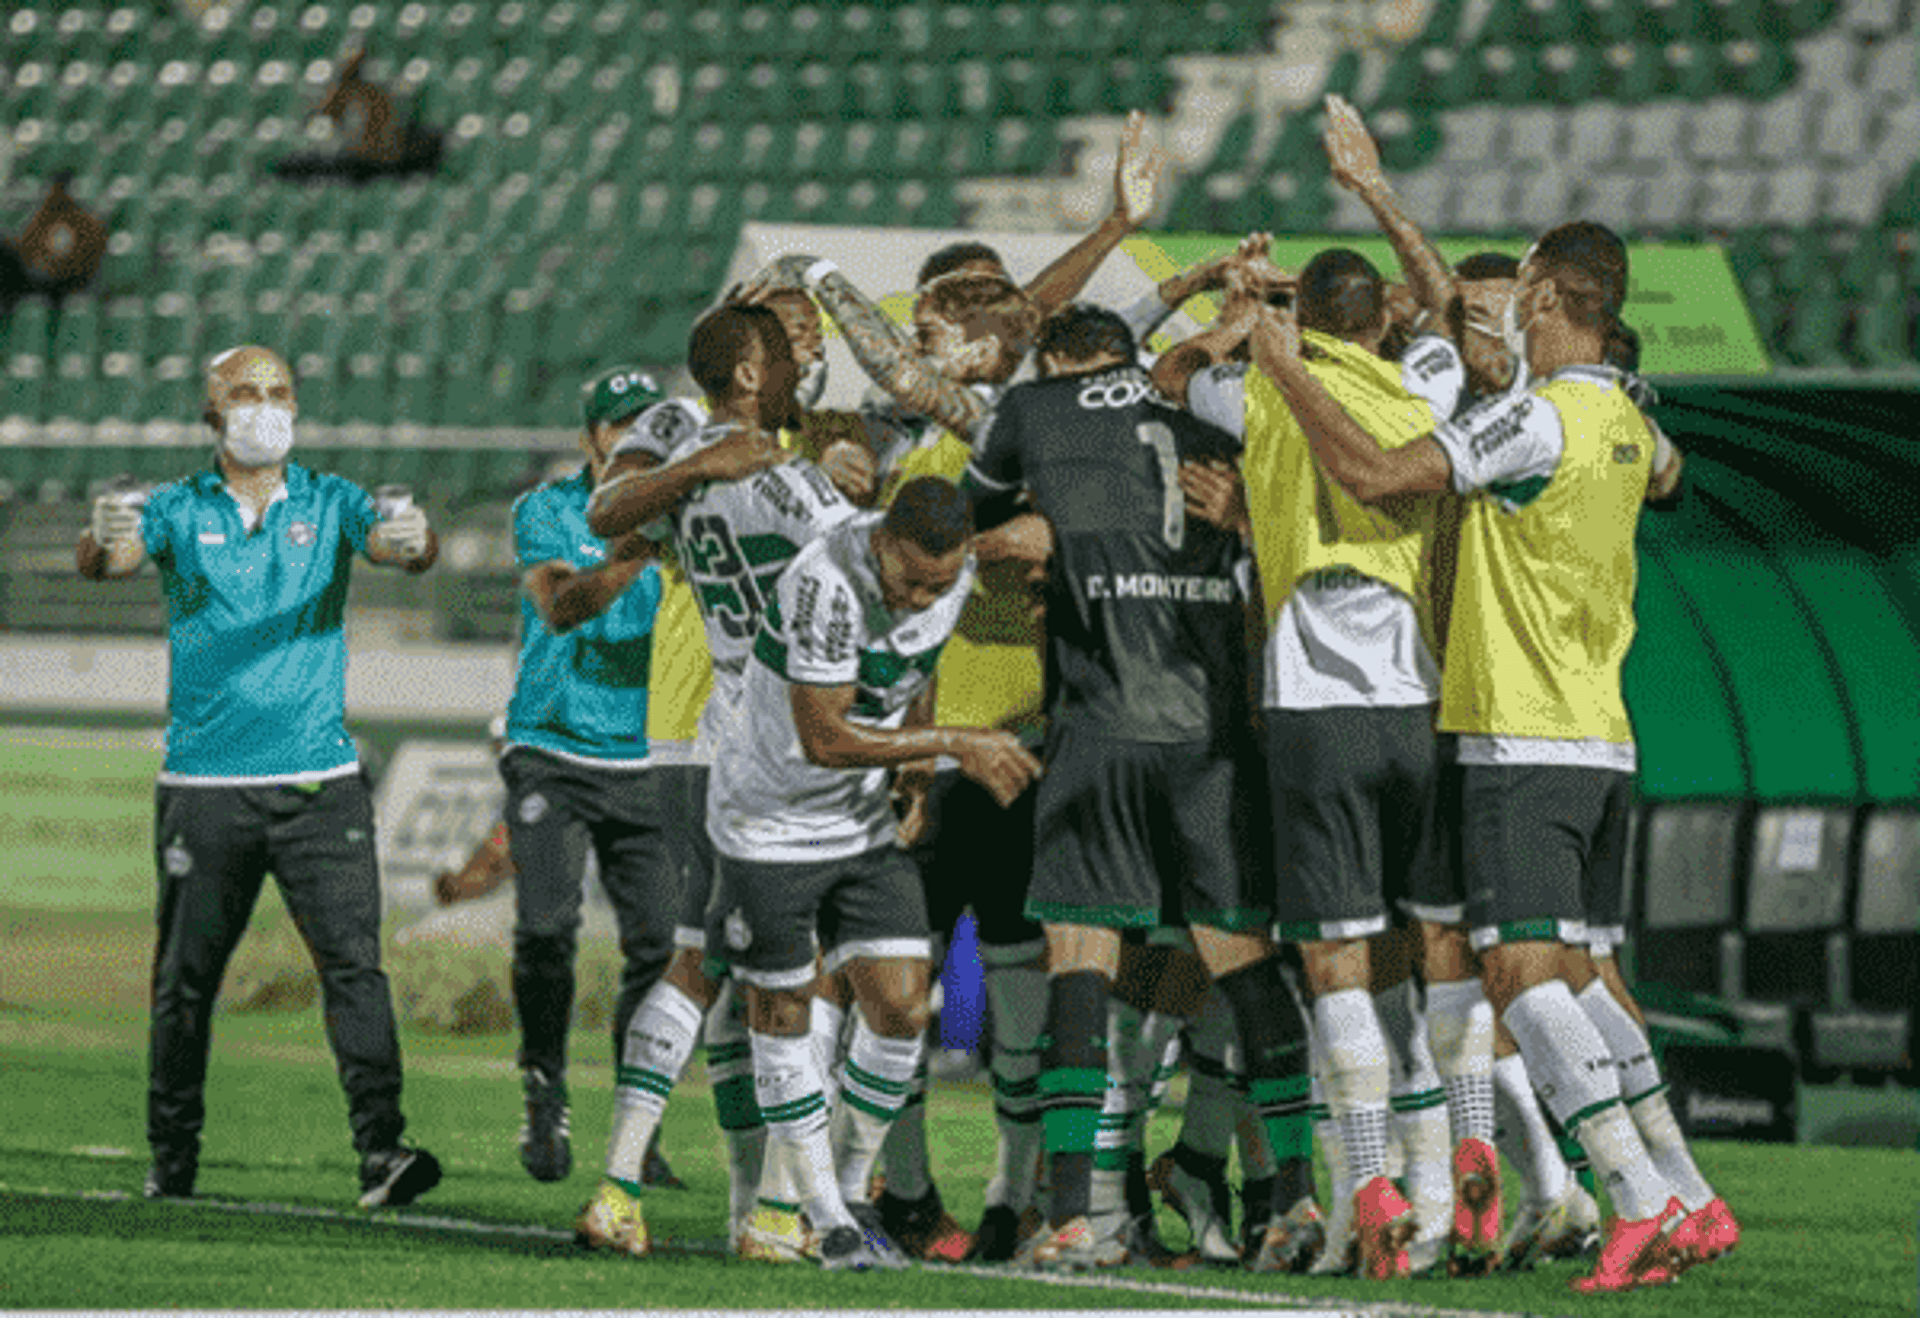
[1499,287,1530,369]
[221,403,296,467]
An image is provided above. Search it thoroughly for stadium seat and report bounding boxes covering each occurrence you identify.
[1805,805,1916,1081]
[1740,805,1854,1007]
[1634,801,1745,998]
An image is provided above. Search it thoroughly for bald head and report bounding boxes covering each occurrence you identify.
[205,346,297,432]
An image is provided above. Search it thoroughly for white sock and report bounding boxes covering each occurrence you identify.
[1379,982,1450,1242]
[752,1027,852,1230]
[1503,980,1671,1222]
[810,995,846,1111]
[1427,976,1496,1146]
[1315,988,1391,1186]
[1307,1032,1354,1273]
[982,950,1047,1210]
[1627,1090,1715,1212]
[606,983,703,1183]
[832,1012,924,1206]
[1575,979,1662,1101]
[1493,1050,1570,1207]
[1574,980,1716,1211]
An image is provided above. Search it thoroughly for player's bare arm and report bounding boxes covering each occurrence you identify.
[1253,304,1451,503]
[789,681,1041,807]
[522,533,658,635]
[1322,94,1457,322]
[1022,109,1165,318]
[1177,458,1251,541]
[891,682,942,848]
[77,491,146,580]
[585,431,783,538]
[1151,235,1292,403]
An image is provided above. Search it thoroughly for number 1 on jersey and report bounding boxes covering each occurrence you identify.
[1136,420,1186,550]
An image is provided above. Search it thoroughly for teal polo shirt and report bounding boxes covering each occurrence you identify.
[141,461,380,781]
[504,467,662,765]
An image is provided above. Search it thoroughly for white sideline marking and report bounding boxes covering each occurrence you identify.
[0,1182,1554,1318]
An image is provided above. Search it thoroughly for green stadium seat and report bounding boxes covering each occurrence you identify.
[46,298,105,424]
[1633,802,1744,996]
[2,301,53,423]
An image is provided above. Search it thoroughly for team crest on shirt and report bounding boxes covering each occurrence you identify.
[164,840,192,877]
[1612,443,1644,465]
[519,792,548,825]
[287,520,316,547]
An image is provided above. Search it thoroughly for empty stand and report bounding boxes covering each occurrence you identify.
[1740,805,1855,1006]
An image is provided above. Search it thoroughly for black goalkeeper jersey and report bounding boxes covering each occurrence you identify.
[966,363,1249,746]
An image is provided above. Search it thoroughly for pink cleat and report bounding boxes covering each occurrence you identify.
[1668,1195,1740,1271]
[1449,1137,1503,1276]
[1353,1176,1416,1281]
[1570,1201,1682,1295]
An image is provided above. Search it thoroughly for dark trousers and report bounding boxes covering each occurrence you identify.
[148,773,405,1158]
[499,750,678,1079]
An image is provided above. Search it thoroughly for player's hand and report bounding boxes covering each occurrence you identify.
[1179,459,1250,538]
[892,758,939,847]
[1112,110,1165,230]
[818,439,877,504]
[89,494,142,548]
[1252,301,1303,363]
[370,504,430,558]
[973,512,1054,568]
[1322,93,1387,196]
[953,729,1042,808]
[695,429,786,484]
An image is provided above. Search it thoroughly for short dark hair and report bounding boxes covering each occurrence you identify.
[1529,221,1628,330]
[1603,319,1641,373]
[1034,303,1136,371]
[1298,248,1385,340]
[1455,251,1520,282]
[687,303,788,401]
[883,475,973,556]
[917,241,1006,287]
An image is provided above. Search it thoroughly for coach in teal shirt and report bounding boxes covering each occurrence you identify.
[496,365,692,1190]
[78,344,443,1212]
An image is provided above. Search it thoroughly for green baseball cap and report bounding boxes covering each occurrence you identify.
[581,365,663,427]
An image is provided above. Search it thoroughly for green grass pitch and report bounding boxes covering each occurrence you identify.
[1,729,1915,1312]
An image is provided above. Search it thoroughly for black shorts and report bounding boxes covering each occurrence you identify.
[910,768,1041,951]
[655,764,716,947]
[1265,705,1441,942]
[1026,722,1267,933]
[716,844,931,989]
[1458,762,1632,952]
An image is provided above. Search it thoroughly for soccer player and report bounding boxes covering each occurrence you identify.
[713,474,1041,1270]
[77,345,441,1208]
[962,304,1313,1272]
[578,302,853,1259]
[1256,220,1729,1293]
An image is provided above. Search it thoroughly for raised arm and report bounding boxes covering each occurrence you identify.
[366,503,438,573]
[759,255,992,440]
[1322,94,1457,324]
[1022,109,1166,320]
[1252,304,1451,503]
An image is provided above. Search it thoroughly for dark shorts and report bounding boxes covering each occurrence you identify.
[717,844,931,989]
[1410,731,1466,925]
[1458,762,1633,951]
[1026,723,1267,933]
[656,763,716,947]
[499,749,696,942]
[1265,705,1442,942]
[910,768,1042,950]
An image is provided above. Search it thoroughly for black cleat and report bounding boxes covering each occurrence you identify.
[358,1145,443,1209]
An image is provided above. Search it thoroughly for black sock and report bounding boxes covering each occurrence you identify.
[1214,956,1314,1204]
[1039,969,1109,1226]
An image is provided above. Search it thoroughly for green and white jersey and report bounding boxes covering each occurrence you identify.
[657,424,857,726]
[709,512,976,863]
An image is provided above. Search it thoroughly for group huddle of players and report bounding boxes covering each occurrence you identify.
[550,99,1739,1293]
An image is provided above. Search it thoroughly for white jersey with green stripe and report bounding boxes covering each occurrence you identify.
[659,424,858,716]
[709,512,976,863]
